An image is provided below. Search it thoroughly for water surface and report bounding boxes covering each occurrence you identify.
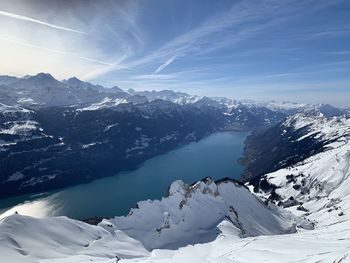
[0,131,248,219]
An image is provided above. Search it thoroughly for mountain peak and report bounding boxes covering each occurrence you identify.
[64,76,84,85]
[31,72,56,81]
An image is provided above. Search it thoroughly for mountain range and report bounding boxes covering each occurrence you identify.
[0,73,288,197]
[0,111,349,262]
[1,73,350,262]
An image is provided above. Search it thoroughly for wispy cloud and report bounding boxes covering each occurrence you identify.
[153,55,177,74]
[127,0,340,71]
[0,10,86,34]
[0,36,124,67]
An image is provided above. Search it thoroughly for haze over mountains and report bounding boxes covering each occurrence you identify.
[1,73,348,113]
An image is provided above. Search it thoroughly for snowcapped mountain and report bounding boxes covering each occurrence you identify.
[240,111,349,183]
[241,99,348,117]
[1,74,350,262]
[0,177,310,262]
[246,113,350,223]
[127,88,201,105]
[102,178,307,250]
[0,73,346,121]
[0,73,293,198]
[0,73,130,108]
[0,112,349,262]
[245,100,309,113]
[1,135,350,263]
[1,73,198,109]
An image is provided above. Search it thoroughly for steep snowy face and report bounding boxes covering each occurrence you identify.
[101,178,308,250]
[282,112,350,143]
[0,214,149,263]
[263,142,350,227]
[249,114,350,227]
[241,112,350,182]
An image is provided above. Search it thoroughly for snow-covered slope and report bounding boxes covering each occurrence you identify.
[101,178,306,250]
[250,114,350,228]
[122,219,350,263]
[0,214,149,263]
[121,114,350,263]
[1,74,350,262]
[0,178,307,262]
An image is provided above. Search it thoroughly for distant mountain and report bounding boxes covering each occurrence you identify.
[0,75,20,85]
[63,76,104,91]
[128,89,201,105]
[0,73,130,108]
[243,99,348,116]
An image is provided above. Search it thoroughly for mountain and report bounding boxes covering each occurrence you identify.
[243,113,350,210]
[0,177,310,262]
[240,111,350,184]
[0,75,20,85]
[243,99,348,117]
[0,104,350,262]
[0,73,292,198]
[0,73,129,108]
[103,177,309,250]
[127,89,201,105]
[0,100,229,198]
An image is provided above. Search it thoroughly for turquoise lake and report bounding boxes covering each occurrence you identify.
[0,131,249,219]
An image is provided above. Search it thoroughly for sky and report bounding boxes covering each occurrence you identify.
[0,0,349,106]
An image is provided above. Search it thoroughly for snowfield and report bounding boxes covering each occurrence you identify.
[1,113,350,262]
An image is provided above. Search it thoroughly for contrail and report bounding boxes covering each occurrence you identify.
[154,55,177,74]
[0,10,86,34]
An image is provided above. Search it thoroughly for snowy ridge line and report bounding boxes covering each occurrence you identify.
[0,176,311,262]
[100,177,311,250]
[249,113,350,228]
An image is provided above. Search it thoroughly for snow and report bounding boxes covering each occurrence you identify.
[0,178,309,263]
[5,172,24,182]
[283,113,350,142]
[78,97,128,111]
[103,123,119,132]
[125,136,151,154]
[0,121,39,135]
[81,142,103,149]
[101,178,303,250]
[0,214,149,263]
[1,113,350,262]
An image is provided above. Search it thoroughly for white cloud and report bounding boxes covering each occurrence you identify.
[0,10,86,34]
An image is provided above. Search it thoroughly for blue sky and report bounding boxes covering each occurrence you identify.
[0,0,349,106]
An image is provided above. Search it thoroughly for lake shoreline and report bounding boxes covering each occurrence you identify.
[0,131,249,220]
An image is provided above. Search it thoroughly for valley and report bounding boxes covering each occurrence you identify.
[0,74,349,263]
[0,131,248,219]
[1,1,349,261]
